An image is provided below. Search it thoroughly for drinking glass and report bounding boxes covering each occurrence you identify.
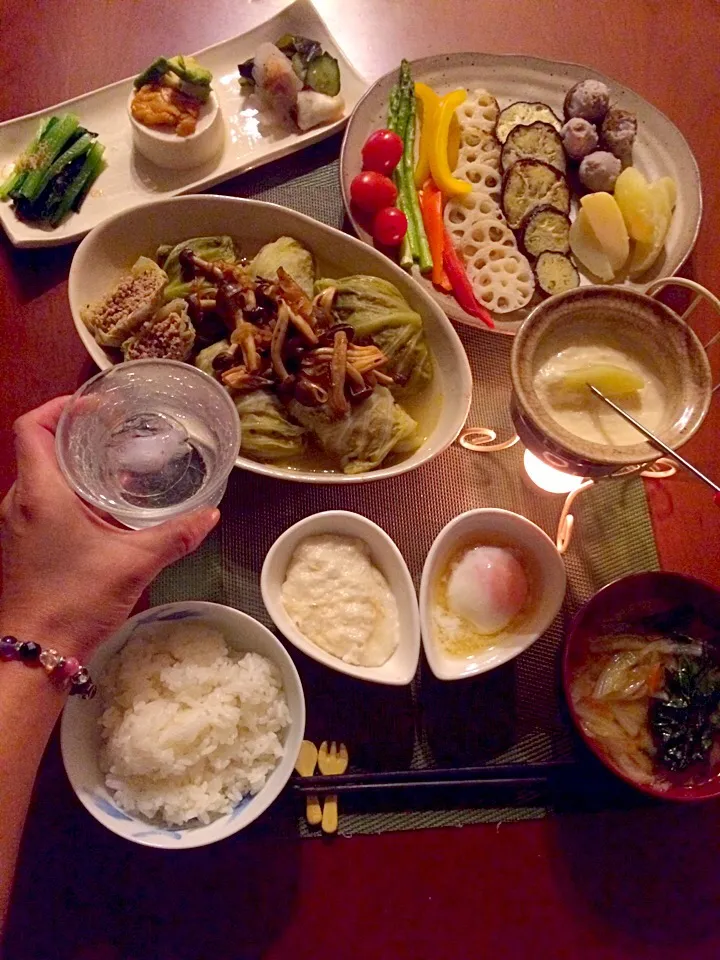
[55,360,241,529]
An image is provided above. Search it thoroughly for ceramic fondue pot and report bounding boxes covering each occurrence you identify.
[510,282,713,478]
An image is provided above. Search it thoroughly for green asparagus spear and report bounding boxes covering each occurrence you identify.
[387,80,413,267]
[387,85,400,133]
[393,71,420,264]
[402,88,433,273]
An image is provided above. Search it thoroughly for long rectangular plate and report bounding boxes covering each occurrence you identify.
[0,0,368,249]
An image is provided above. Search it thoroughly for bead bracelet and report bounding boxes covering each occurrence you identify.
[0,635,96,698]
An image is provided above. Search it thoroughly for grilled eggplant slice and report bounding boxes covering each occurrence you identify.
[502,159,571,230]
[501,120,566,174]
[521,204,571,257]
[535,251,580,296]
[495,101,562,144]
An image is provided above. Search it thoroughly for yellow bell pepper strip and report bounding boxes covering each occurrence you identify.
[442,228,494,328]
[430,90,471,197]
[414,82,440,188]
[420,179,451,291]
[447,113,460,172]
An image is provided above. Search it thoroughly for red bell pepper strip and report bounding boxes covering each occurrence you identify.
[442,229,495,329]
[419,180,452,291]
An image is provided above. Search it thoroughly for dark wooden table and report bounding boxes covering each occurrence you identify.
[2,2,720,958]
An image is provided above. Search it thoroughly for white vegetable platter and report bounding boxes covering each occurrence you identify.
[340,53,703,335]
[0,0,368,249]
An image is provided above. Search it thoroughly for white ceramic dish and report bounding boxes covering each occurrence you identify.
[0,0,368,248]
[60,601,305,850]
[419,509,567,680]
[340,52,702,335]
[261,510,421,685]
[127,90,225,171]
[69,194,473,484]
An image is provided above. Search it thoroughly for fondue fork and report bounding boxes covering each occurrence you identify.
[588,385,720,505]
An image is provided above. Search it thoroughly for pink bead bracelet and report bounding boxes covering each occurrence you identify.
[0,635,96,698]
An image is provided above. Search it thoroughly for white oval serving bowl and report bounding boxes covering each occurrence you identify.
[261,510,420,685]
[60,601,305,850]
[419,509,567,681]
[68,194,473,485]
[128,90,225,170]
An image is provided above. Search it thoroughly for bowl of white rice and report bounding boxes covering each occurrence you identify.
[60,601,305,849]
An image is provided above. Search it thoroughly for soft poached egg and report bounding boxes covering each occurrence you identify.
[446,546,528,635]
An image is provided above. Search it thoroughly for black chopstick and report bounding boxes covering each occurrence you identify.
[292,760,577,794]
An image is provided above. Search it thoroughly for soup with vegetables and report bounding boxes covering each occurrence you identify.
[570,605,720,792]
[81,234,435,475]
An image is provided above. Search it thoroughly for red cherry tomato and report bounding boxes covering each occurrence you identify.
[350,171,397,214]
[361,128,404,175]
[372,206,408,247]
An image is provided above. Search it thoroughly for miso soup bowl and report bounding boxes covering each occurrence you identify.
[563,572,720,801]
[69,195,473,485]
[510,286,712,478]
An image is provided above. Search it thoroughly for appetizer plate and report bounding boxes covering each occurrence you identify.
[340,52,702,335]
[563,572,720,802]
[69,194,473,485]
[261,511,421,685]
[0,0,368,249]
[61,601,306,849]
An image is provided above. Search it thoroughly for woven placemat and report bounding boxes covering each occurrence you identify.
[151,142,660,836]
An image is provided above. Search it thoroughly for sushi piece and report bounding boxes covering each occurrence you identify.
[252,42,302,115]
[295,90,345,131]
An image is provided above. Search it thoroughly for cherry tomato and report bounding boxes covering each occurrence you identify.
[361,128,404,175]
[350,171,397,214]
[372,206,408,247]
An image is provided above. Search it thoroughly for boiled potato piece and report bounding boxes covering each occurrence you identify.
[654,176,677,212]
[569,208,614,282]
[627,180,673,278]
[614,167,654,244]
[650,177,673,222]
[579,192,630,272]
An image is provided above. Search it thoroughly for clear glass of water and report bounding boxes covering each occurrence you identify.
[56,360,241,529]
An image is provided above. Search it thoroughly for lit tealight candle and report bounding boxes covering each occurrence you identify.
[523,448,586,494]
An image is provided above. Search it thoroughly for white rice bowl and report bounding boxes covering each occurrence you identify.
[60,602,305,849]
[99,621,291,826]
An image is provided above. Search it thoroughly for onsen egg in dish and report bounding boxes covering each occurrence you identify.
[446,547,528,635]
[433,541,532,658]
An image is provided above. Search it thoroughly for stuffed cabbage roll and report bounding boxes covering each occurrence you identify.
[194,339,232,377]
[314,275,433,396]
[161,235,237,300]
[250,236,315,299]
[235,390,306,461]
[289,386,419,474]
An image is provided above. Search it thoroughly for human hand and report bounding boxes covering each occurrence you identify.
[0,397,220,661]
